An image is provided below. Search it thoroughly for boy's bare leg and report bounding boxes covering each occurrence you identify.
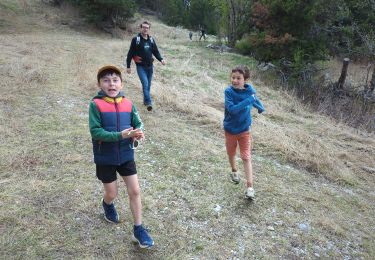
[103,181,118,204]
[228,155,237,172]
[122,174,142,225]
[243,159,253,188]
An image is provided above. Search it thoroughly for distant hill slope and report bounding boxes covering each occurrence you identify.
[0,1,374,258]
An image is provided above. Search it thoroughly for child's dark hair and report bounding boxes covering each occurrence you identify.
[97,69,122,83]
[140,21,151,28]
[232,65,250,80]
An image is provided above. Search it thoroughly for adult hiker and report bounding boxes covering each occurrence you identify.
[126,20,166,111]
[199,28,206,41]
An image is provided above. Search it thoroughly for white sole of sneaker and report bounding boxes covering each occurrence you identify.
[245,195,255,200]
[132,235,154,249]
[104,215,119,224]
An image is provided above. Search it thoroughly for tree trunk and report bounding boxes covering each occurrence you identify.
[337,58,350,90]
[227,0,236,47]
[370,65,375,93]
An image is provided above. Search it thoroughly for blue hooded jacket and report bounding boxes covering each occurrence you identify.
[223,83,265,134]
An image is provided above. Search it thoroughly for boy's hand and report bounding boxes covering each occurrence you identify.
[126,68,131,74]
[132,128,145,140]
[121,127,144,139]
[121,127,134,139]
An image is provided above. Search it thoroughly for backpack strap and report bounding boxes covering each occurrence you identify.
[136,36,154,46]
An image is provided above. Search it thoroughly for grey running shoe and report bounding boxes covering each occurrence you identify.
[230,172,240,184]
[245,187,255,200]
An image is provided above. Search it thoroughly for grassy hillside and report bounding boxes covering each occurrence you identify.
[1,1,374,259]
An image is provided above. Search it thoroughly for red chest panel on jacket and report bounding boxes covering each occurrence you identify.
[94,98,132,113]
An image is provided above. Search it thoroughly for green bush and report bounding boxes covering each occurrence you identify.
[67,0,136,27]
[235,35,252,55]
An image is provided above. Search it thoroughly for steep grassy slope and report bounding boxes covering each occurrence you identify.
[1,1,374,259]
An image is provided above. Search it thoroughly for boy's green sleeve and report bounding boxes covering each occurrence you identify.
[89,101,122,141]
[131,104,144,131]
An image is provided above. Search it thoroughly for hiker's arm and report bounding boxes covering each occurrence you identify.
[252,98,265,114]
[152,41,163,63]
[225,90,255,114]
[126,38,136,68]
[247,85,265,113]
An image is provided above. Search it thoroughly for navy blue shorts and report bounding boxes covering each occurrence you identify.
[96,161,137,183]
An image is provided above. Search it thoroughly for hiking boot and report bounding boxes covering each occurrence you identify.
[230,172,240,184]
[132,225,154,249]
[245,187,255,200]
[102,198,119,224]
[147,105,153,111]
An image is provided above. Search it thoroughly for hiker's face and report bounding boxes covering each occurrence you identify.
[98,73,123,98]
[231,72,246,89]
[141,24,150,35]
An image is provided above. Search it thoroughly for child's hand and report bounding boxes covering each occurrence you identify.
[132,128,145,141]
[121,127,134,139]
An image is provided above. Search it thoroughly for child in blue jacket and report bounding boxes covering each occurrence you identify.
[223,65,265,199]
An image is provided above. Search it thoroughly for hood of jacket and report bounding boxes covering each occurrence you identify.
[230,83,256,94]
[93,90,125,100]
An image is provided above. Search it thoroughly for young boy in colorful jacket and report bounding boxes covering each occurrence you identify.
[89,65,154,249]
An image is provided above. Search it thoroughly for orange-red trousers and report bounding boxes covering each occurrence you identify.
[225,131,252,160]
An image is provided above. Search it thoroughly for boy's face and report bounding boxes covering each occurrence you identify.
[231,72,245,89]
[98,73,122,98]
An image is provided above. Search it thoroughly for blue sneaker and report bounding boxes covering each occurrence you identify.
[132,225,154,248]
[102,199,119,224]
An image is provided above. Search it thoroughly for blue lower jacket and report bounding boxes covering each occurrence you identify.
[223,84,265,135]
[92,97,134,165]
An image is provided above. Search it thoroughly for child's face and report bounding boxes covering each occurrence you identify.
[98,73,122,98]
[231,72,245,89]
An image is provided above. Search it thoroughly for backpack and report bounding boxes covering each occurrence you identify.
[133,36,155,63]
[136,35,154,46]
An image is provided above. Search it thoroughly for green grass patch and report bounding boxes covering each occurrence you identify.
[0,1,20,13]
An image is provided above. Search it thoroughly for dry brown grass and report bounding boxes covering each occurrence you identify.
[1,1,374,259]
[327,57,373,87]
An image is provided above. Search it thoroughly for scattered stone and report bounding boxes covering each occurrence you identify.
[344,161,353,167]
[206,43,233,52]
[214,204,222,218]
[362,166,375,174]
[267,226,275,231]
[274,220,283,226]
[343,188,354,195]
[298,223,310,232]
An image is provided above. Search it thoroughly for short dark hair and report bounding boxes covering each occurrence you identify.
[231,65,250,80]
[140,21,151,28]
[97,69,122,83]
